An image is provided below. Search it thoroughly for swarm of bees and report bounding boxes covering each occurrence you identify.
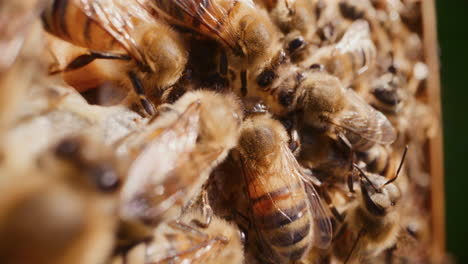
[0,0,446,263]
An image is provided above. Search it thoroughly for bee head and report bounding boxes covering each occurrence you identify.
[358,172,401,217]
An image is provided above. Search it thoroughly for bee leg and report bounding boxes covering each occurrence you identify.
[240,70,247,96]
[347,172,355,193]
[156,104,179,114]
[169,220,208,240]
[385,244,397,264]
[190,188,213,228]
[321,188,344,223]
[64,51,131,72]
[338,133,353,150]
[218,51,229,88]
[128,71,156,116]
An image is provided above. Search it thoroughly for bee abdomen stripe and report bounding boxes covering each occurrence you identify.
[269,222,310,247]
[256,201,307,229]
[279,244,309,260]
[251,183,301,205]
[53,0,70,38]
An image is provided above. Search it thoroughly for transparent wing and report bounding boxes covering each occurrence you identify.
[331,88,396,144]
[121,101,200,221]
[78,0,156,64]
[334,19,376,75]
[335,19,371,54]
[284,146,333,249]
[150,0,253,53]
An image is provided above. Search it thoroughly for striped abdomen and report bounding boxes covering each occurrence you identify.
[246,168,312,263]
[41,0,119,52]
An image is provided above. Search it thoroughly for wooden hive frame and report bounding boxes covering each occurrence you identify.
[422,0,445,261]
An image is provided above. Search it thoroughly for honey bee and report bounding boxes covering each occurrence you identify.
[150,0,284,94]
[234,114,332,264]
[236,61,396,152]
[302,19,377,87]
[0,136,122,264]
[119,90,243,227]
[111,210,244,264]
[42,0,188,115]
[333,147,407,263]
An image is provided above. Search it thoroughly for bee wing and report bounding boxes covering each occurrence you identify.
[285,146,333,249]
[150,0,253,53]
[303,181,333,249]
[240,142,332,258]
[78,0,155,63]
[334,19,375,75]
[121,101,201,220]
[331,88,396,145]
[335,19,371,54]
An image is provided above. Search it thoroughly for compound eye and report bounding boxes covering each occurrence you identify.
[309,63,325,71]
[287,36,305,53]
[256,69,277,87]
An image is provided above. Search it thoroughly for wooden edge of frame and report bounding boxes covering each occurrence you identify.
[422,0,446,261]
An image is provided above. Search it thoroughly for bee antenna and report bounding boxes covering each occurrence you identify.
[384,145,408,186]
[353,164,379,193]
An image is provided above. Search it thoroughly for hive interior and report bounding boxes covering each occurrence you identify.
[0,0,447,264]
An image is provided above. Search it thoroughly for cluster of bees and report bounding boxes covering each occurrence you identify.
[0,0,441,263]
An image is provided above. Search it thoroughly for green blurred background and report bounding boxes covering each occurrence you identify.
[436,1,468,263]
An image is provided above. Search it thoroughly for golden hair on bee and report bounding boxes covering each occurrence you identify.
[151,0,286,97]
[333,147,408,263]
[111,211,244,264]
[235,114,332,264]
[118,90,243,228]
[302,19,377,87]
[42,0,188,115]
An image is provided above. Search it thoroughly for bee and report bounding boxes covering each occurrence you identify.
[150,0,284,95]
[42,0,188,115]
[234,114,332,264]
[302,19,377,87]
[119,90,243,228]
[236,61,396,152]
[300,71,396,152]
[0,136,122,264]
[111,210,244,264]
[333,147,407,263]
